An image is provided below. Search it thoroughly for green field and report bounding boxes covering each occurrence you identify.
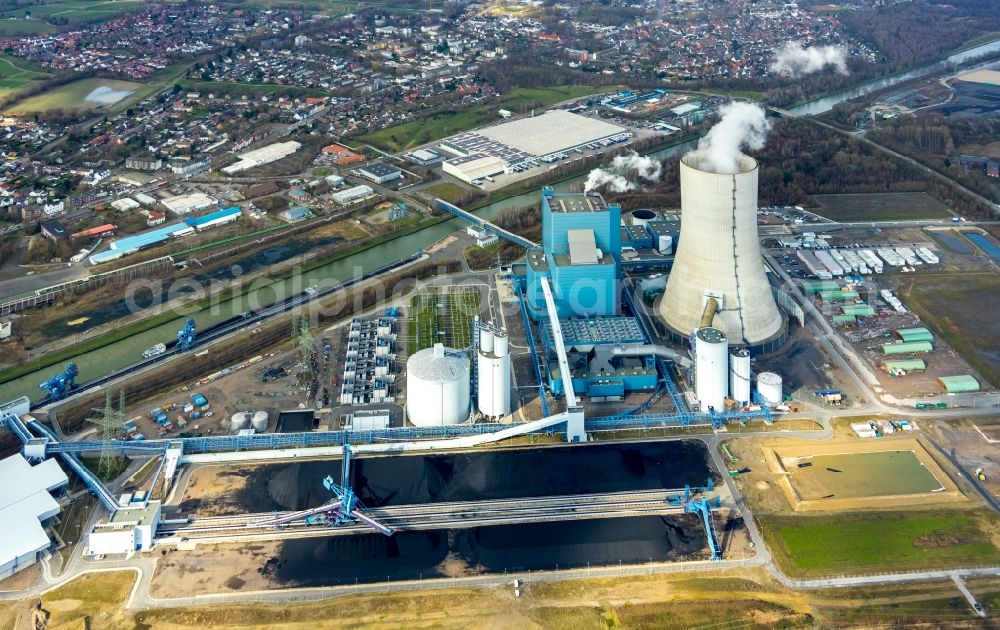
[763,511,1000,577]
[408,289,480,352]
[0,18,56,35]
[359,85,620,153]
[5,77,142,113]
[810,192,952,222]
[0,53,53,99]
[899,271,1000,387]
[0,0,145,25]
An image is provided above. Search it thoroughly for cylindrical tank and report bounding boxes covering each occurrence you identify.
[631,208,656,228]
[757,371,783,405]
[657,234,673,254]
[660,151,784,346]
[695,327,728,412]
[480,327,494,353]
[729,348,751,405]
[477,350,511,418]
[251,410,269,432]
[406,343,470,426]
[229,412,250,432]
[494,330,508,358]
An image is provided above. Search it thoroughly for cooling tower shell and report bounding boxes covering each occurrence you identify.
[729,348,751,405]
[406,343,470,426]
[659,151,784,347]
[756,371,783,405]
[695,327,729,413]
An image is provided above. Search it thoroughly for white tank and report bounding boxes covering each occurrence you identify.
[229,412,251,432]
[631,209,657,228]
[660,151,784,346]
[494,330,508,358]
[250,410,269,432]
[757,372,783,405]
[657,234,673,255]
[480,327,494,353]
[406,343,470,426]
[695,327,729,412]
[729,348,751,405]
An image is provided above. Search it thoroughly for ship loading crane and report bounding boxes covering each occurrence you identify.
[666,480,723,561]
[249,444,393,536]
[38,363,78,401]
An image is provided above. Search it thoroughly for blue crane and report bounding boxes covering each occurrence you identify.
[249,444,393,536]
[176,318,197,351]
[38,363,78,401]
[666,479,722,560]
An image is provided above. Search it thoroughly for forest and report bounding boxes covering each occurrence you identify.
[600,118,995,219]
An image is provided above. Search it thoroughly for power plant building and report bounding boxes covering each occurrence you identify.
[0,455,69,579]
[659,151,786,351]
[525,188,621,319]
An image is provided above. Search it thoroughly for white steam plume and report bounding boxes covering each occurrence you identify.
[583,152,662,193]
[770,41,848,78]
[695,102,771,174]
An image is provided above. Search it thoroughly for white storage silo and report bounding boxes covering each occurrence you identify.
[660,151,784,346]
[657,234,673,255]
[695,327,729,412]
[478,328,511,418]
[756,372,783,405]
[251,411,269,433]
[229,412,251,432]
[480,327,494,353]
[729,348,751,405]
[406,343,470,426]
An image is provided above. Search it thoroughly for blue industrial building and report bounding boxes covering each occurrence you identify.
[525,188,621,319]
[539,316,657,398]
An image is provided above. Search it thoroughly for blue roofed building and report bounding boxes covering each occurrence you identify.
[184,206,241,230]
[524,187,621,319]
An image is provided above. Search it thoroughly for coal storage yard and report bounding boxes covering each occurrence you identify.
[265,515,709,587]
[222,441,714,513]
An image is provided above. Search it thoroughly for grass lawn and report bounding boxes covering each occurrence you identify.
[37,571,135,628]
[5,77,142,114]
[359,85,620,153]
[762,510,1000,577]
[898,271,1000,387]
[0,53,53,99]
[0,18,56,35]
[422,181,470,205]
[810,192,951,222]
[0,0,145,25]
[79,455,131,483]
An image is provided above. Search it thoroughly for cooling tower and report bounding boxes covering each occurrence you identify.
[659,151,784,347]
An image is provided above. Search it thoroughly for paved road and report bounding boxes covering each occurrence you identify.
[952,572,989,619]
[0,263,89,301]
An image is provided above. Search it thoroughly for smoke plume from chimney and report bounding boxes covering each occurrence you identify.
[694,102,771,174]
[770,41,848,78]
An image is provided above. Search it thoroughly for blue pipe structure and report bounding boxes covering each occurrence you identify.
[686,497,723,561]
[433,198,539,250]
[515,281,550,417]
[26,420,120,512]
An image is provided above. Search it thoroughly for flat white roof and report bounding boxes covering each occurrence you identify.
[567,229,599,264]
[477,110,625,156]
[0,455,68,570]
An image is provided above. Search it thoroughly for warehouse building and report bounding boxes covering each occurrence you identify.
[0,455,69,579]
[161,192,216,215]
[222,141,302,175]
[405,148,443,165]
[332,185,374,205]
[357,162,402,184]
[938,375,980,393]
[40,220,69,241]
[185,206,240,231]
[439,110,627,184]
[882,341,933,354]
